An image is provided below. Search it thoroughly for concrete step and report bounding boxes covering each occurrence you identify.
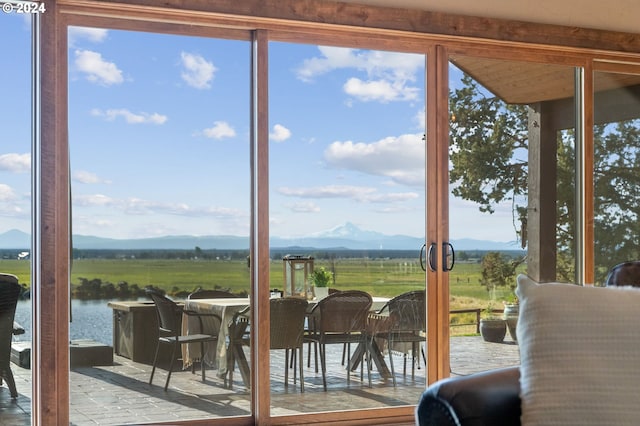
[11,340,114,370]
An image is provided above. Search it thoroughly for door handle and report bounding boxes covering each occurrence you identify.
[443,242,455,271]
[428,243,437,272]
[419,243,437,272]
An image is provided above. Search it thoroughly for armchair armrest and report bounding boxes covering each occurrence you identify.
[416,366,521,426]
[183,309,223,335]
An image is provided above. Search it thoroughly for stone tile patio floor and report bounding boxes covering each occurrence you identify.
[0,335,519,425]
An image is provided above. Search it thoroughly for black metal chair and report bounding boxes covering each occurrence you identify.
[270,297,308,391]
[371,290,425,387]
[146,289,221,391]
[605,261,640,287]
[305,290,372,390]
[0,274,22,398]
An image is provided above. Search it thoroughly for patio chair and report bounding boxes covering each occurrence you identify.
[605,261,640,287]
[188,289,236,299]
[227,305,251,389]
[146,289,221,391]
[305,290,372,391]
[371,290,425,387]
[270,297,308,391]
[0,274,22,398]
[306,288,352,370]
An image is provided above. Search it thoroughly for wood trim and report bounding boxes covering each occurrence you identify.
[253,29,270,425]
[62,13,252,40]
[582,63,595,285]
[57,0,640,54]
[425,46,439,384]
[593,60,640,73]
[435,45,450,380]
[39,1,71,424]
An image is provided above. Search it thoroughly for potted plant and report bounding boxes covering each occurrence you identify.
[310,267,333,300]
[479,303,506,343]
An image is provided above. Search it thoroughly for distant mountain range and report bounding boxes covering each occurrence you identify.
[0,223,520,251]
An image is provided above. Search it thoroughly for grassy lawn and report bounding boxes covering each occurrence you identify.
[2,256,522,336]
[1,257,516,307]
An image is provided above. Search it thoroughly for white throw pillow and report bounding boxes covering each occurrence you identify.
[516,274,640,426]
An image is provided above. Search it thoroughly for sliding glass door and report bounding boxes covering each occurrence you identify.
[593,66,640,284]
[268,41,428,414]
[0,8,33,424]
[447,53,579,375]
[67,26,252,424]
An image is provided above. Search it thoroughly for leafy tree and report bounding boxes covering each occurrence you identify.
[480,251,520,299]
[449,72,640,284]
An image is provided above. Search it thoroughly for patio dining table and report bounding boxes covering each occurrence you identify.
[181,297,250,381]
[182,295,393,386]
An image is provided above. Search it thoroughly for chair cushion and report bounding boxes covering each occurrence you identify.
[516,274,640,425]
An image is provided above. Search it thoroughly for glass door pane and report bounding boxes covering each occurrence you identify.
[268,42,426,414]
[447,54,578,375]
[68,27,251,424]
[593,69,640,284]
[0,9,32,423]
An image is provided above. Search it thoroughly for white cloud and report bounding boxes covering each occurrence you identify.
[295,46,423,103]
[74,49,124,86]
[121,199,244,218]
[344,77,418,103]
[0,184,16,201]
[180,52,216,89]
[72,170,111,184]
[68,27,108,46]
[73,193,246,221]
[203,121,236,139]
[91,108,167,124]
[324,133,425,186]
[0,184,28,218]
[295,46,358,82]
[277,184,418,204]
[286,201,321,213]
[278,185,376,199]
[0,153,30,173]
[415,106,426,130]
[270,124,291,142]
[74,194,115,207]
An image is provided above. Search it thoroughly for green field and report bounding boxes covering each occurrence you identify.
[2,256,521,336]
[0,257,515,308]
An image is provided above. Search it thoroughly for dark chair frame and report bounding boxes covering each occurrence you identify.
[371,290,426,387]
[270,297,308,392]
[0,274,22,399]
[227,305,251,389]
[305,290,372,391]
[146,289,222,391]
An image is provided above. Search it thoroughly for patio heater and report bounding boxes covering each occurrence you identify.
[282,255,314,299]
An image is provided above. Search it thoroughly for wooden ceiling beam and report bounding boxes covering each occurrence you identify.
[58,0,640,54]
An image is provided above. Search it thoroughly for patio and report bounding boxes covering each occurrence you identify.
[1,335,519,425]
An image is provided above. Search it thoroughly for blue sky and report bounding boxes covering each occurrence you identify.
[1,13,518,244]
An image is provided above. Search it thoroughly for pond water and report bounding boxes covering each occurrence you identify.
[14,299,120,346]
